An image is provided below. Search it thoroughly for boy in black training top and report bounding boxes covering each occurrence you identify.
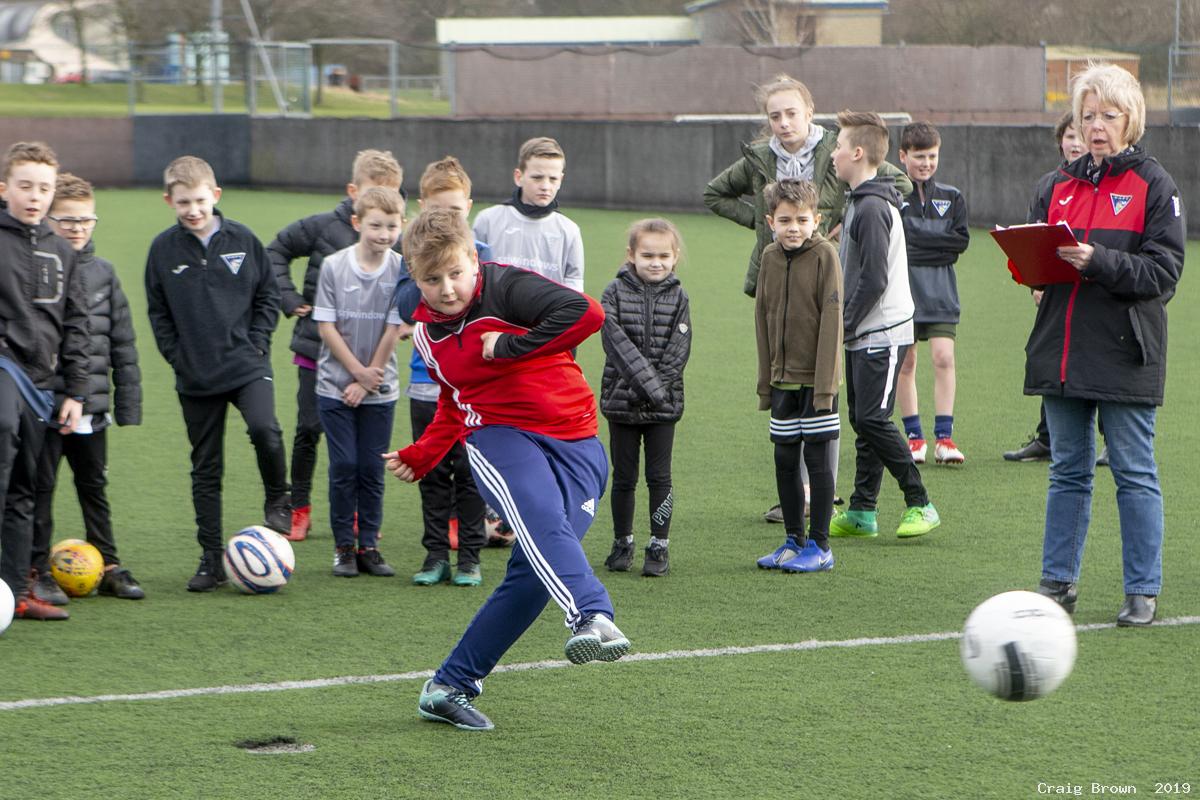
[145,156,289,592]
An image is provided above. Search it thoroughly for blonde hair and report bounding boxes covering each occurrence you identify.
[53,172,94,203]
[755,73,814,114]
[517,137,565,171]
[763,179,819,217]
[1071,62,1145,147]
[4,141,58,179]
[836,110,889,168]
[419,156,472,198]
[626,217,684,269]
[402,208,475,279]
[351,149,403,188]
[353,186,405,219]
[163,156,217,195]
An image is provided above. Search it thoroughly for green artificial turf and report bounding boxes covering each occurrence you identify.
[0,82,448,117]
[0,189,1196,799]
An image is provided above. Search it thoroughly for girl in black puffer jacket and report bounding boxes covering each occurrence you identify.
[599,219,691,577]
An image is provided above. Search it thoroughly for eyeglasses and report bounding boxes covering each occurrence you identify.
[47,215,98,230]
[1080,111,1126,125]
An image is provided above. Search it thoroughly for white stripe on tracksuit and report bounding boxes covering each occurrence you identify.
[877,346,899,410]
[465,441,583,627]
[412,325,482,427]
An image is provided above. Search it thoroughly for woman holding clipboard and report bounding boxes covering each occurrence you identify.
[1022,63,1184,627]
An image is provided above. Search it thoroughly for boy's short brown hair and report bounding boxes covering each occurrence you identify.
[402,208,475,279]
[837,110,890,168]
[899,121,941,153]
[517,137,565,171]
[53,172,94,203]
[351,149,403,188]
[1053,110,1076,148]
[764,179,820,217]
[419,156,472,198]
[353,186,405,219]
[163,156,217,196]
[3,141,58,179]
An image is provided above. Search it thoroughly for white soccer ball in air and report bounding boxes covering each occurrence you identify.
[960,590,1077,701]
[223,526,296,594]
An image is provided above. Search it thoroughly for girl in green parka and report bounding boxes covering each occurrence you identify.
[704,74,912,298]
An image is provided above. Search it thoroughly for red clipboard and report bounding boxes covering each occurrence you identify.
[990,222,1082,286]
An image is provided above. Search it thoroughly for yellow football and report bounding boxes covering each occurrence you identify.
[49,540,105,597]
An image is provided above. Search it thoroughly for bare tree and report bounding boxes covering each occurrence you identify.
[737,0,782,45]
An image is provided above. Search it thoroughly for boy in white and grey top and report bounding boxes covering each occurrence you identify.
[472,205,585,291]
[311,246,403,404]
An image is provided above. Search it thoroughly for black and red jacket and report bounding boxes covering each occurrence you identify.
[1024,146,1184,405]
[397,262,603,480]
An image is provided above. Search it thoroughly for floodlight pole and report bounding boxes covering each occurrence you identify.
[211,0,223,113]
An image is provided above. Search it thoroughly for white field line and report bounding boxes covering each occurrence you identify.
[2,615,1197,712]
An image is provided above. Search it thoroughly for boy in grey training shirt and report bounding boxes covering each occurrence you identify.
[472,136,584,291]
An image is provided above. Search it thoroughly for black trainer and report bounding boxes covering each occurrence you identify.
[99,567,145,600]
[1004,437,1051,462]
[1116,595,1156,627]
[565,614,631,664]
[31,570,69,606]
[642,543,669,577]
[333,546,359,577]
[604,538,634,572]
[1036,578,1078,614]
[187,551,227,592]
[418,679,494,731]
[356,548,396,577]
[264,496,292,535]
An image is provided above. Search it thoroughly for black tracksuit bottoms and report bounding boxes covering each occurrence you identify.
[178,376,289,552]
[845,345,929,511]
[0,371,46,599]
[410,398,486,569]
[289,365,323,508]
[32,426,119,572]
[608,420,675,540]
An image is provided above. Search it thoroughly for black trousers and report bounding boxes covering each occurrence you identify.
[608,420,675,539]
[289,365,323,508]
[32,426,118,572]
[845,346,929,511]
[775,439,835,546]
[410,399,486,568]
[0,372,45,598]
[178,377,289,552]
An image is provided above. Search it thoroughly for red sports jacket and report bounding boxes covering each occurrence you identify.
[396,263,603,480]
[1024,146,1184,405]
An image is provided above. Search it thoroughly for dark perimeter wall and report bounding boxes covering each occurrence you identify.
[13,115,1200,236]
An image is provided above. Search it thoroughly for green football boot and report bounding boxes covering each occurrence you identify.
[896,503,941,538]
[412,560,451,586]
[829,509,879,538]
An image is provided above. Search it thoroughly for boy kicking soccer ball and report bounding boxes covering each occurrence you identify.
[385,208,628,731]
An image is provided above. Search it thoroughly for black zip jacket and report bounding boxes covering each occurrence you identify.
[599,265,691,424]
[1024,146,1184,405]
[268,198,404,361]
[901,178,969,266]
[0,210,90,395]
[47,241,140,428]
[145,211,279,396]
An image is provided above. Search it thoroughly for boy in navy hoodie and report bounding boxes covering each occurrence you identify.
[894,122,970,466]
[145,156,289,591]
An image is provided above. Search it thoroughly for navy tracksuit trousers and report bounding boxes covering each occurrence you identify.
[435,425,611,697]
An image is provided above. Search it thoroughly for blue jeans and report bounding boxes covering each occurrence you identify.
[1042,396,1163,596]
[317,397,395,549]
